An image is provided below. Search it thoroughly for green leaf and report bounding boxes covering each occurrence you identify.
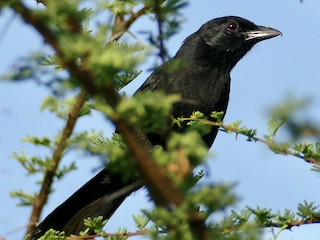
[11,151,51,175]
[116,91,179,133]
[293,143,320,161]
[211,111,225,122]
[21,135,52,148]
[267,117,284,139]
[266,141,290,155]
[133,214,150,230]
[114,70,142,91]
[41,95,91,120]
[55,162,77,179]
[297,201,320,220]
[246,206,274,225]
[36,229,65,240]
[10,190,37,206]
[84,216,108,234]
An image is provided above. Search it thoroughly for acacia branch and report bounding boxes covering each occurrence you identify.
[110,6,149,42]
[181,117,320,166]
[26,89,88,235]
[224,218,320,234]
[266,218,320,229]
[9,0,185,232]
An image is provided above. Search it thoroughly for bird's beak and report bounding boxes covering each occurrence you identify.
[245,26,282,41]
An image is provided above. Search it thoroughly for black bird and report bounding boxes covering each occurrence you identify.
[30,16,281,239]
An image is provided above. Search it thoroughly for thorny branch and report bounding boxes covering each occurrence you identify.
[26,90,88,235]
[181,117,320,166]
[111,6,149,42]
[224,217,320,234]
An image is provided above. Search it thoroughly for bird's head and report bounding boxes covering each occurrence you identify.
[177,16,282,69]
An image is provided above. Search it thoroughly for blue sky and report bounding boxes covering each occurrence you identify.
[1,0,320,239]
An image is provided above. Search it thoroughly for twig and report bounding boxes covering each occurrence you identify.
[25,90,88,235]
[0,11,16,42]
[181,117,320,166]
[266,218,320,229]
[224,218,320,233]
[110,6,149,42]
[153,0,166,63]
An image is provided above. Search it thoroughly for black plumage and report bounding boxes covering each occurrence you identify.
[30,16,281,239]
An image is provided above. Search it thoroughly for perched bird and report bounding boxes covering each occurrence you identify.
[30,16,281,239]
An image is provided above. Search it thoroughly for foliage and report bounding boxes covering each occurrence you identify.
[0,0,319,240]
[35,229,65,240]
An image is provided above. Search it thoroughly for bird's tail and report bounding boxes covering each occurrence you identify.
[29,168,142,239]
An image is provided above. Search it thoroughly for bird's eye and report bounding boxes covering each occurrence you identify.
[225,20,239,32]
